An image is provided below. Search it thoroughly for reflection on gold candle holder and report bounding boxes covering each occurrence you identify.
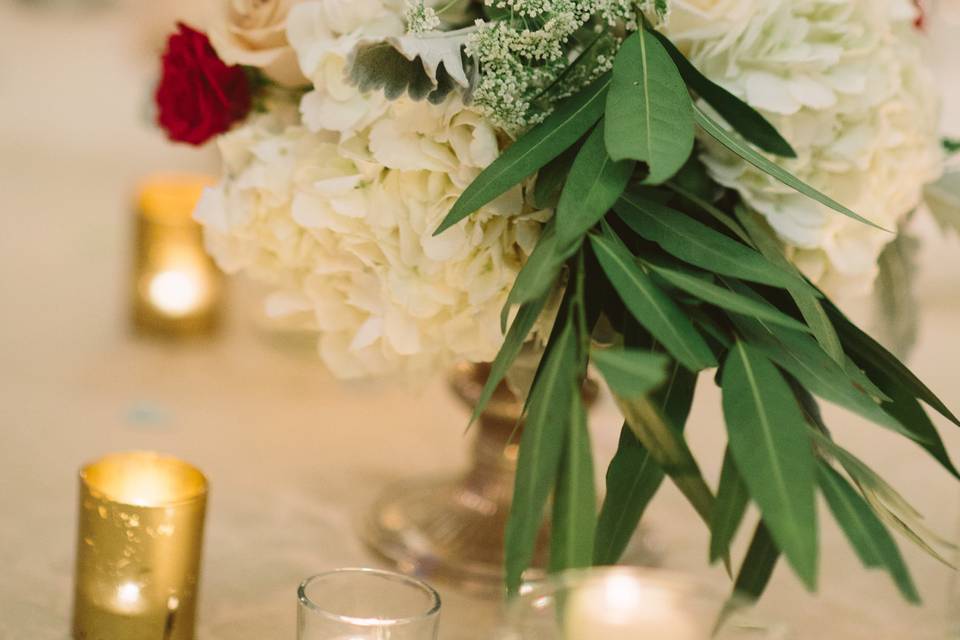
[73,452,208,640]
[132,175,222,336]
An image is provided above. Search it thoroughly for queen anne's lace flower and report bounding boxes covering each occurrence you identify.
[665,0,943,295]
[196,96,547,378]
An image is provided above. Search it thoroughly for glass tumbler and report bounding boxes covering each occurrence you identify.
[502,567,789,640]
[297,569,441,639]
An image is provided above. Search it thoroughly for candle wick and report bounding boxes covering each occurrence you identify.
[163,609,176,640]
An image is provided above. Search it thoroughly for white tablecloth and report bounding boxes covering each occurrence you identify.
[2,3,960,638]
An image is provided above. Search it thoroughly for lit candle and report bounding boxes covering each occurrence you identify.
[72,452,208,640]
[131,174,222,336]
[562,571,704,640]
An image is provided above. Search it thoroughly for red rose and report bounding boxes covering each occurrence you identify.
[155,23,252,146]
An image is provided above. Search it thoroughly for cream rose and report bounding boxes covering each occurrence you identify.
[208,0,308,87]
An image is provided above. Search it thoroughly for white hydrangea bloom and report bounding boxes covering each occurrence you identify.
[196,97,547,378]
[286,0,405,137]
[665,0,943,295]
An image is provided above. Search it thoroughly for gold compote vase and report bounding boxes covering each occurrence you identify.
[362,360,599,595]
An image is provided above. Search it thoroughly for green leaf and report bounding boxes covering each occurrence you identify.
[470,295,549,426]
[647,29,795,158]
[825,299,960,429]
[615,192,807,291]
[818,462,920,603]
[594,425,663,565]
[590,231,717,371]
[731,316,917,441]
[505,320,578,594]
[733,521,780,601]
[733,207,845,365]
[642,259,812,333]
[435,75,610,235]
[710,449,750,565]
[550,390,596,573]
[721,341,818,589]
[594,361,697,565]
[694,106,887,232]
[615,393,714,525]
[666,181,754,247]
[812,431,956,568]
[556,122,634,251]
[533,143,580,209]
[592,348,669,398]
[861,357,960,481]
[605,31,693,184]
[501,225,563,331]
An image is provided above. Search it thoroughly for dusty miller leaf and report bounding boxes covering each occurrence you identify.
[348,29,474,104]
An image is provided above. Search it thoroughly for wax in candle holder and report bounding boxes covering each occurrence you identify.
[131,174,222,336]
[72,452,208,640]
[505,567,781,639]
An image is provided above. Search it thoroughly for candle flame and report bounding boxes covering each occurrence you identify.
[148,269,204,317]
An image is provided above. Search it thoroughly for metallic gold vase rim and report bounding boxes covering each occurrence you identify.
[80,451,208,508]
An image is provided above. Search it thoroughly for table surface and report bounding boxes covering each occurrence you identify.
[2,3,960,639]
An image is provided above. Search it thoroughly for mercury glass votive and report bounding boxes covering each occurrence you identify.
[131,174,222,336]
[297,569,441,639]
[72,452,208,640]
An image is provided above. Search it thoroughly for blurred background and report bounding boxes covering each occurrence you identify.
[1,1,959,639]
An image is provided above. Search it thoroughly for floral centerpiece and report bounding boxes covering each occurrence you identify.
[155,0,958,606]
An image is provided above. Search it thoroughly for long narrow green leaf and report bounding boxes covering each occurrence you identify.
[733,206,845,364]
[435,75,610,235]
[865,362,960,480]
[469,295,549,426]
[592,348,668,398]
[505,320,578,594]
[594,362,697,564]
[550,390,596,573]
[825,299,960,429]
[590,232,717,371]
[694,106,887,231]
[615,192,807,291]
[594,425,663,565]
[643,259,812,333]
[710,449,750,565]
[615,393,714,525]
[500,224,563,331]
[732,316,918,442]
[818,462,920,603]
[722,341,818,589]
[812,430,955,568]
[605,31,693,184]
[648,29,795,158]
[734,521,780,600]
[533,142,580,209]
[556,122,634,251]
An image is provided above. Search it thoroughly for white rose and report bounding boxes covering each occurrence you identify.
[208,0,309,87]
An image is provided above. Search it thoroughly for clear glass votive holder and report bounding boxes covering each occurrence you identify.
[502,567,788,640]
[72,451,208,640]
[297,568,441,639]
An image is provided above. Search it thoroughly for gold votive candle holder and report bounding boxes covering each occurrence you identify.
[73,452,208,640]
[132,174,222,336]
